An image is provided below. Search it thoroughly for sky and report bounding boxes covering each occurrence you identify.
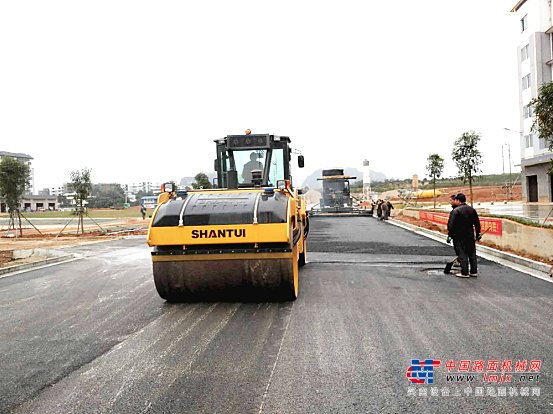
[0,0,522,191]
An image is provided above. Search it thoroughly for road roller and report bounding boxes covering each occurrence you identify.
[147,132,308,301]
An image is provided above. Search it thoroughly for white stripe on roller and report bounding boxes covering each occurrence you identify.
[253,193,262,224]
[178,194,195,226]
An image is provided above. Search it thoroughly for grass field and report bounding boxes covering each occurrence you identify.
[0,208,146,219]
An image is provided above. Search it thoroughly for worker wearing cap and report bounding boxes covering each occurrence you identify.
[447,193,481,278]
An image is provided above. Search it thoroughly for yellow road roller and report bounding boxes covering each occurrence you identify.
[147,132,308,301]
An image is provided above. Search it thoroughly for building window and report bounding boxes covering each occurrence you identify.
[522,74,531,90]
[521,14,528,32]
[521,44,529,61]
[524,134,534,148]
[523,105,534,118]
[539,137,549,149]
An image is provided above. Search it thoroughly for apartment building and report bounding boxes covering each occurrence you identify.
[49,183,73,197]
[128,181,162,194]
[512,0,553,202]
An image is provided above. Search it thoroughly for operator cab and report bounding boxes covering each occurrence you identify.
[214,133,304,189]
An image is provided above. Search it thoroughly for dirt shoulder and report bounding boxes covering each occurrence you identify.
[385,185,522,204]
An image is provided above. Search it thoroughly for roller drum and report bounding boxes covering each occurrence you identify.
[153,254,298,302]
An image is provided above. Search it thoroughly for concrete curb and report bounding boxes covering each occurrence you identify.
[0,236,144,279]
[388,217,552,276]
[0,254,74,277]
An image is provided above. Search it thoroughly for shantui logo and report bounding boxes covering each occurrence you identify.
[406,359,441,384]
[191,228,247,239]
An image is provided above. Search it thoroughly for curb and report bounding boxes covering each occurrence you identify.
[0,236,143,279]
[388,217,552,276]
[0,255,74,277]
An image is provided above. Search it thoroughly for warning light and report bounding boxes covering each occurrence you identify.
[245,129,251,135]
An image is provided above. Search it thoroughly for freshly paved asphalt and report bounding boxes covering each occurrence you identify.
[0,217,551,413]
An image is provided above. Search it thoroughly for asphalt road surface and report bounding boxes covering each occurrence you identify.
[1,217,551,413]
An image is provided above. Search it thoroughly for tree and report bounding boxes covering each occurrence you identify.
[87,184,125,209]
[192,172,212,189]
[0,157,30,235]
[528,81,553,172]
[425,154,444,208]
[70,168,92,234]
[451,131,482,206]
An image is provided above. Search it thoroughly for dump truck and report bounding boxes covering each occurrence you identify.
[147,132,308,301]
[309,168,371,216]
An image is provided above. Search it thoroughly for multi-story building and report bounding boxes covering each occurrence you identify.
[511,0,553,202]
[49,183,73,197]
[0,151,34,195]
[128,181,162,194]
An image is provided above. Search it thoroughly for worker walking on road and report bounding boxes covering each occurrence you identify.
[447,193,481,278]
[140,205,146,220]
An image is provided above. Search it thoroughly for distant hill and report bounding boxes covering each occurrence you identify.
[301,168,386,190]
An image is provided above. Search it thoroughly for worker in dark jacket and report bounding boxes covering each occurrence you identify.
[447,193,481,278]
[386,200,394,219]
[381,199,389,220]
[376,200,383,219]
[446,194,460,257]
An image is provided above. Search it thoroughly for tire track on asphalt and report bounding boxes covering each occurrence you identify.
[257,301,294,414]
[14,304,202,414]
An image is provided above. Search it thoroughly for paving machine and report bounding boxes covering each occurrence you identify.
[147,132,308,301]
[309,168,371,216]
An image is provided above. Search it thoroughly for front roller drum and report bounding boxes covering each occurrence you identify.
[153,250,299,302]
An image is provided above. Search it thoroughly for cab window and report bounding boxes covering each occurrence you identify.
[268,148,285,186]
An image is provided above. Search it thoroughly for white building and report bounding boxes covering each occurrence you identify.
[49,183,73,197]
[511,0,553,202]
[128,181,162,194]
[0,151,34,195]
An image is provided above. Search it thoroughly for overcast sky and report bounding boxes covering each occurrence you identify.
[1,0,522,190]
